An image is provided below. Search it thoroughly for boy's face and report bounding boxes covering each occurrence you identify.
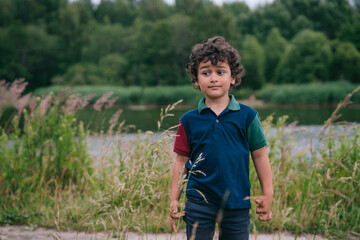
[195,60,235,100]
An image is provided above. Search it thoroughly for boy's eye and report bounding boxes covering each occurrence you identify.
[218,71,224,75]
[202,72,209,76]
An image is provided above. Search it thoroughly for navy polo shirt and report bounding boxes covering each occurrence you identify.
[174,95,266,209]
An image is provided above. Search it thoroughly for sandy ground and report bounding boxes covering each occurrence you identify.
[0,225,329,240]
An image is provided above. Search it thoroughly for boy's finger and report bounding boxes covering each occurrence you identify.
[256,205,266,214]
[259,211,272,221]
[170,219,177,233]
[170,212,184,219]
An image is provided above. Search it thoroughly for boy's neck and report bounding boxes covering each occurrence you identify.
[204,94,231,116]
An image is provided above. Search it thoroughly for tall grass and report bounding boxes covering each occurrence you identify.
[0,80,359,239]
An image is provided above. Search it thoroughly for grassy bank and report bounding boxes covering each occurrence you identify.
[1,80,359,239]
[258,81,360,105]
[33,81,360,107]
[33,85,204,106]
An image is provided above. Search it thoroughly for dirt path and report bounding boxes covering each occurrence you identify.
[0,225,328,240]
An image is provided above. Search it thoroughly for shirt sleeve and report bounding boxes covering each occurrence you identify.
[248,114,267,151]
[173,120,191,157]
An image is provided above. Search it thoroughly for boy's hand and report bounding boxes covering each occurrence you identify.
[169,200,185,233]
[255,195,272,221]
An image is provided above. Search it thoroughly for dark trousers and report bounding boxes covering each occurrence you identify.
[183,199,250,240]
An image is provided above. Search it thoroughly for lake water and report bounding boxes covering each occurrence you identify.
[77,104,359,159]
[86,124,358,160]
[2,104,359,160]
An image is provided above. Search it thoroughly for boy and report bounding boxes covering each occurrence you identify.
[169,36,273,240]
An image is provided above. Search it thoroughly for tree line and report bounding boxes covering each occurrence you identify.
[0,0,359,90]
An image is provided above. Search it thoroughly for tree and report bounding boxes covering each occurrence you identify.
[264,28,288,83]
[144,19,174,85]
[241,35,266,89]
[0,0,16,27]
[275,29,332,84]
[136,0,171,22]
[331,41,360,83]
[166,14,194,85]
[175,0,203,16]
[277,0,356,39]
[52,62,102,85]
[99,53,129,85]
[223,1,250,18]
[241,1,293,42]
[55,1,95,71]
[190,3,237,43]
[94,0,135,26]
[0,23,59,89]
[337,22,360,51]
[81,24,133,63]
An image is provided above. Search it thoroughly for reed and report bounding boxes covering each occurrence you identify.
[258,81,360,105]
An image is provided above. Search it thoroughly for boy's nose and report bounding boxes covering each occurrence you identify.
[210,74,218,82]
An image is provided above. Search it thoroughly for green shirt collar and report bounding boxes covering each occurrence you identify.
[198,94,240,113]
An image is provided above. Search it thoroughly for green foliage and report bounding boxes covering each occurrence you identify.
[331,41,360,84]
[258,81,360,104]
[241,35,266,89]
[337,21,360,51]
[81,23,132,63]
[190,3,237,42]
[264,28,288,83]
[275,29,332,84]
[33,85,203,105]
[250,113,360,237]
[0,94,92,213]
[94,0,135,26]
[241,1,292,41]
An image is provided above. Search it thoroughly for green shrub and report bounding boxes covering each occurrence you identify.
[258,81,360,104]
[33,85,203,105]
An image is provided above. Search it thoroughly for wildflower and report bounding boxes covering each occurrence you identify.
[105,96,119,109]
[40,95,52,116]
[108,109,123,134]
[65,93,95,114]
[59,137,63,141]
[14,93,31,117]
[36,96,41,102]
[93,92,113,112]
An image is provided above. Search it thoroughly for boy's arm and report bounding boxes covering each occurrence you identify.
[251,146,273,221]
[170,154,189,233]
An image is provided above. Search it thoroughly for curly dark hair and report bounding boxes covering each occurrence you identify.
[186,36,244,91]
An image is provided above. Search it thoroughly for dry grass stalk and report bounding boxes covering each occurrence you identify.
[320,85,360,140]
[93,92,114,112]
[0,79,28,113]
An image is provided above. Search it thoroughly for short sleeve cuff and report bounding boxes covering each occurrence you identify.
[248,114,267,152]
[173,120,191,157]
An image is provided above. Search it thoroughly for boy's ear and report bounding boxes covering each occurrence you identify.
[231,77,236,85]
